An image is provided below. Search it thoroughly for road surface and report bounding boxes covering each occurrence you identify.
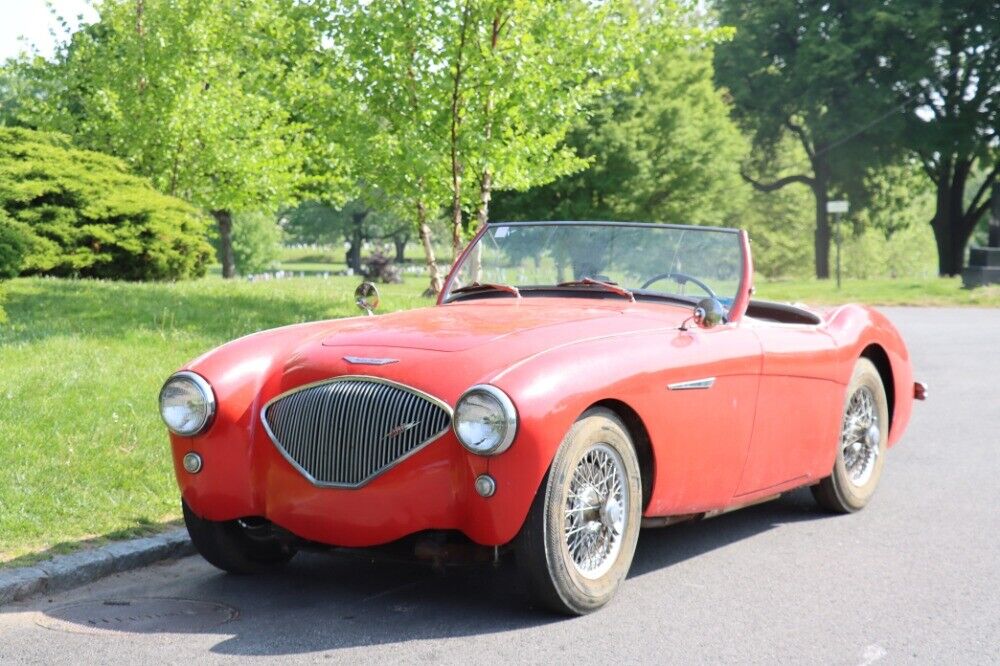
[2,307,998,664]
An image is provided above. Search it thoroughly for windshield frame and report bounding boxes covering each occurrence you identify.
[438,221,753,322]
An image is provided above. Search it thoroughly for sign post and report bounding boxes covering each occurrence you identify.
[827,200,849,289]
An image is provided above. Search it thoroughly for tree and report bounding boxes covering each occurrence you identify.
[871,1,1000,275]
[326,0,454,292]
[0,127,211,280]
[493,41,747,228]
[284,199,412,273]
[12,0,314,278]
[443,0,646,256]
[714,1,898,278]
[326,0,652,293]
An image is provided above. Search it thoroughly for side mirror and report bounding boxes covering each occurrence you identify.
[692,297,725,329]
[355,282,380,316]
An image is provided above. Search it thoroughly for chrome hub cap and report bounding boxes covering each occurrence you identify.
[564,444,628,580]
[841,387,880,487]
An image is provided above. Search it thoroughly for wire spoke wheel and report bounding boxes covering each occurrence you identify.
[515,408,641,615]
[812,358,889,514]
[562,443,628,580]
[840,386,880,487]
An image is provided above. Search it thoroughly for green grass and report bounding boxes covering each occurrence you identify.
[0,275,433,565]
[755,276,1000,307]
[0,270,996,566]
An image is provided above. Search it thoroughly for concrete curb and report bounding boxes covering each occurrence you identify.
[0,529,194,606]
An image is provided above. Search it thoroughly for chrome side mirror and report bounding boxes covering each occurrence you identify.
[692,297,725,329]
[355,282,380,316]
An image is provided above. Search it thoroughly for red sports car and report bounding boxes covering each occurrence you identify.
[159,221,924,614]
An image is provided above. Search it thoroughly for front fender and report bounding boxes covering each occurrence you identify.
[169,321,338,520]
[482,331,671,543]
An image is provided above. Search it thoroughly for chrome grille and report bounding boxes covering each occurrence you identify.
[261,377,452,488]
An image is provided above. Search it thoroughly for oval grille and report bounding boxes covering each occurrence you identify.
[261,377,452,488]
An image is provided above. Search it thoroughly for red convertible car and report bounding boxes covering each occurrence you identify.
[160,221,924,614]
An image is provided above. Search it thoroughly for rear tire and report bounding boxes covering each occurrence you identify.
[182,500,297,574]
[515,408,642,615]
[812,358,889,513]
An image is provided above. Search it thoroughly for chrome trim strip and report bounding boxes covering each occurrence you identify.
[343,356,399,366]
[260,375,453,489]
[667,377,716,391]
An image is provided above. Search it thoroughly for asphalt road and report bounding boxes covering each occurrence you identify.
[2,307,998,664]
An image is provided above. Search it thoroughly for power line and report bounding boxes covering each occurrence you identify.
[812,32,1000,159]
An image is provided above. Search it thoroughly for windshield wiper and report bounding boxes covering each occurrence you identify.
[450,282,521,298]
[556,277,635,302]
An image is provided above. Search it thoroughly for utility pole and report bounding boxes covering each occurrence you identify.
[827,200,849,289]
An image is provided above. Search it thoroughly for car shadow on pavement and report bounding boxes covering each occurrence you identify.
[32,488,829,656]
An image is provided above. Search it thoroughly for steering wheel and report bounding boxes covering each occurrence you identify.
[640,271,717,298]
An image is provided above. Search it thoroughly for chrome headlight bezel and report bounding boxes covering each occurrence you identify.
[453,384,518,456]
[159,371,216,437]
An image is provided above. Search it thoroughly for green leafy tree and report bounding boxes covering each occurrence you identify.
[493,41,747,228]
[714,1,899,279]
[869,0,1000,275]
[13,0,315,278]
[325,0,454,292]
[326,0,653,292]
[284,199,412,272]
[0,128,211,280]
[443,0,647,255]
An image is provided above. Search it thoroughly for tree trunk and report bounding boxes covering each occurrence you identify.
[417,201,444,295]
[476,168,492,231]
[473,11,502,234]
[394,235,408,263]
[811,157,831,280]
[812,185,830,280]
[345,210,367,273]
[213,210,236,279]
[931,177,971,276]
[449,2,472,262]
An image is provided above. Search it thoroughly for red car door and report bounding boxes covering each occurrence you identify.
[733,320,843,499]
[645,322,763,515]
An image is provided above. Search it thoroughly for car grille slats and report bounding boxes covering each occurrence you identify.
[261,377,452,488]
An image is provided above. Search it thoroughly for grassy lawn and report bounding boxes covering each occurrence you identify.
[0,275,433,566]
[0,267,997,567]
[756,276,1000,306]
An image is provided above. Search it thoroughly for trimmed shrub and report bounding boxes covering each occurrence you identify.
[0,128,212,280]
[0,211,34,279]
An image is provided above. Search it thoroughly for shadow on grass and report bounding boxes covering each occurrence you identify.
[1,519,183,570]
[0,278,340,346]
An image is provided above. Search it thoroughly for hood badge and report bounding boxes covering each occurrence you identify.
[384,421,421,440]
[343,355,399,366]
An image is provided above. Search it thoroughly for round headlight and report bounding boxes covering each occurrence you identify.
[453,385,517,455]
[159,371,216,437]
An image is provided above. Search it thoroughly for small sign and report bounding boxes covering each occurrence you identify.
[827,200,849,214]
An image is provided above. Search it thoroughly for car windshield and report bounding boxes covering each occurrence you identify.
[443,222,745,307]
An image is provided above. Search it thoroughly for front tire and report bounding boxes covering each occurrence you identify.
[182,500,297,574]
[515,408,642,615]
[812,358,889,513]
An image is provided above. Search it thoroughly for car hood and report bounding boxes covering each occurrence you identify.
[320,299,672,352]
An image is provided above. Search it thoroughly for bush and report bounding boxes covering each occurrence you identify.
[231,212,283,276]
[0,211,33,279]
[0,128,212,280]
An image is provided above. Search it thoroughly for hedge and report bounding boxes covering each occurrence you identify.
[0,128,212,281]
